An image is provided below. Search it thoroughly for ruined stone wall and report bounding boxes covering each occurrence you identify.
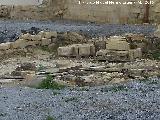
[0,0,159,23]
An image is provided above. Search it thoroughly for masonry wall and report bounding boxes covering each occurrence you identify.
[0,0,160,24]
[62,0,160,24]
[64,0,141,23]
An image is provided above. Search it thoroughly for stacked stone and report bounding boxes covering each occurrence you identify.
[96,36,143,61]
[0,31,57,54]
[58,44,95,57]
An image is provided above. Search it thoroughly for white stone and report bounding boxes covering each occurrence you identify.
[58,46,73,57]
[44,31,57,39]
[11,39,28,49]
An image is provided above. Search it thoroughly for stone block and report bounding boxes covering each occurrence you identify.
[106,41,130,51]
[41,38,51,46]
[58,44,95,57]
[38,31,46,38]
[78,44,91,57]
[44,31,57,39]
[0,42,11,50]
[71,44,79,57]
[11,39,28,49]
[58,46,73,57]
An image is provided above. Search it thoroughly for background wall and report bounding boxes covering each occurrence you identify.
[0,0,159,24]
[63,0,160,24]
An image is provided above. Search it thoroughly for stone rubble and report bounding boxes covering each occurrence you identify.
[0,29,160,87]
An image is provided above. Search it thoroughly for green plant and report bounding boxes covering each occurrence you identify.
[46,116,56,120]
[37,75,65,90]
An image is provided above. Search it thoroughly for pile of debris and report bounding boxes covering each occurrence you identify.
[53,59,160,86]
[0,28,160,87]
[0,30,57,56]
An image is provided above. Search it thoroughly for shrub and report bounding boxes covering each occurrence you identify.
[37,75,65,90]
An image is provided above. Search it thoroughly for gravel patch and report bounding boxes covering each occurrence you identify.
[0,20,156,43]
[0,78,160,120]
